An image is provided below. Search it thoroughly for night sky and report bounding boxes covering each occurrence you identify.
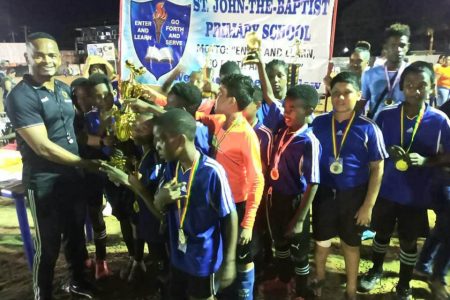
[0,0,449,55]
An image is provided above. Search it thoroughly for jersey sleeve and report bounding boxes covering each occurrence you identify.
[302,133,321,184]
[367,122,389,161]
[265,102,285,133]
[440,116,450,152]
[209,163,236,218]
[6,88,44,130]
[240,129,264,229]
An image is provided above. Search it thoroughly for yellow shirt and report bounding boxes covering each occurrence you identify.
[435,64,450,89]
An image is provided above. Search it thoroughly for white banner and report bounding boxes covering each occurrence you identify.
[87,43,117,61]
[120,0,337,92]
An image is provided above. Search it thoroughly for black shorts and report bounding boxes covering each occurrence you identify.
[104,181,134,221]
[169,266,215,299]
[236,201,256,264]
[267,191,310,259]
[312,184,367,247]
[371,197,429,241]
[83,173,104,208]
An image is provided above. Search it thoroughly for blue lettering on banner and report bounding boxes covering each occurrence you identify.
[131,0,191,79]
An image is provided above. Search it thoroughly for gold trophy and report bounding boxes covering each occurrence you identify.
[113,60,147,142]
[243,32,262,65]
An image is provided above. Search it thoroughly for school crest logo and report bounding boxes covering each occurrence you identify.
[130,0,191,80]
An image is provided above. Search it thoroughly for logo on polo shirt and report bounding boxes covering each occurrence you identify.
[336,130,343,136]
[62,91,69,98]
[40,96,49,103]
[406,127,413,133]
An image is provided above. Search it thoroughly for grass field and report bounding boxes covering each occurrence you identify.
[0,197,447,300]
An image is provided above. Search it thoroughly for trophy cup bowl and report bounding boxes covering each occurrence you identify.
[243,32,262,65]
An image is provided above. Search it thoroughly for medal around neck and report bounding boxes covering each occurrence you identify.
[384,98,394,105]
[330,160,343,175]
[270,168,280,180]
[395,159,409,171]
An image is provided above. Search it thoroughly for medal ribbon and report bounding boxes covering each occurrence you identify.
[272,124,308,170]
[332,112,356,160]
[400,104,425,153]
[384,62,406,100]
[174,152,200,229]
[214,116,242,150]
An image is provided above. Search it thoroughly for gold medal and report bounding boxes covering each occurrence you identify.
[395,159,409,171]
[330,160,343,174]
[178,228,186,245]
[384,98,394,105]
[270,168,279,180]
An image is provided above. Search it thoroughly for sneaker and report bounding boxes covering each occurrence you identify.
[120,257,134,280]
[61,280,95,299]
[395,285,412,300]
[95,260,113,280]
[127,260,147,282]
[358,269,382,293]
[260,277,293,296]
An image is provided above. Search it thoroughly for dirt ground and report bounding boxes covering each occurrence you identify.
[0,198,447,300]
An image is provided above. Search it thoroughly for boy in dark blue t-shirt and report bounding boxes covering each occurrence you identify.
[312,72,388,300]
[260,84,321,300]
[153,109,238,300]
[359,62,450,299]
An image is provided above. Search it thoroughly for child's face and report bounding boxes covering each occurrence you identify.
[384,35,409,65]
[215,85,235,114]
[349,52,368,76]
[89,64,107,75]
[283,98,308,129]
[402,71,433,106]
[92,83,114,111]
[153,125,181,162]
[268,65,287,100]
[132,116,153,146]
[74,86,93,113]
[331,82,361,114]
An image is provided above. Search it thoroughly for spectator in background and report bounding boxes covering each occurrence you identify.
[434,53,450,107]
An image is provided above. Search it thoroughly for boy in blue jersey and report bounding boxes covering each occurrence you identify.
[100,113,169,289]
[256,59,288,131]
[311,72,387,300]
[125,82,211,156]
[152,109,238,300]
[359,62,450,299]
[362,23,410,118]
[71,78,113,279]
[260,84,321,300]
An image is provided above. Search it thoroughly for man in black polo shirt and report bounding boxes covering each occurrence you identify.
[6,32,99,300]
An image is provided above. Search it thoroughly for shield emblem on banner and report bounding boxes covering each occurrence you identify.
[130,0,191,80]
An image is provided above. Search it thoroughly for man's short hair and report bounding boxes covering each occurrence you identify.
[219,61,241,78]
[399,61,435,90]
[330,72,361,91]
[169,82,202,114]
[154,108,196,141]
[27,32,57,44]
[221,74,255,111]
[286,84,319,108]
[384,23,411,42]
